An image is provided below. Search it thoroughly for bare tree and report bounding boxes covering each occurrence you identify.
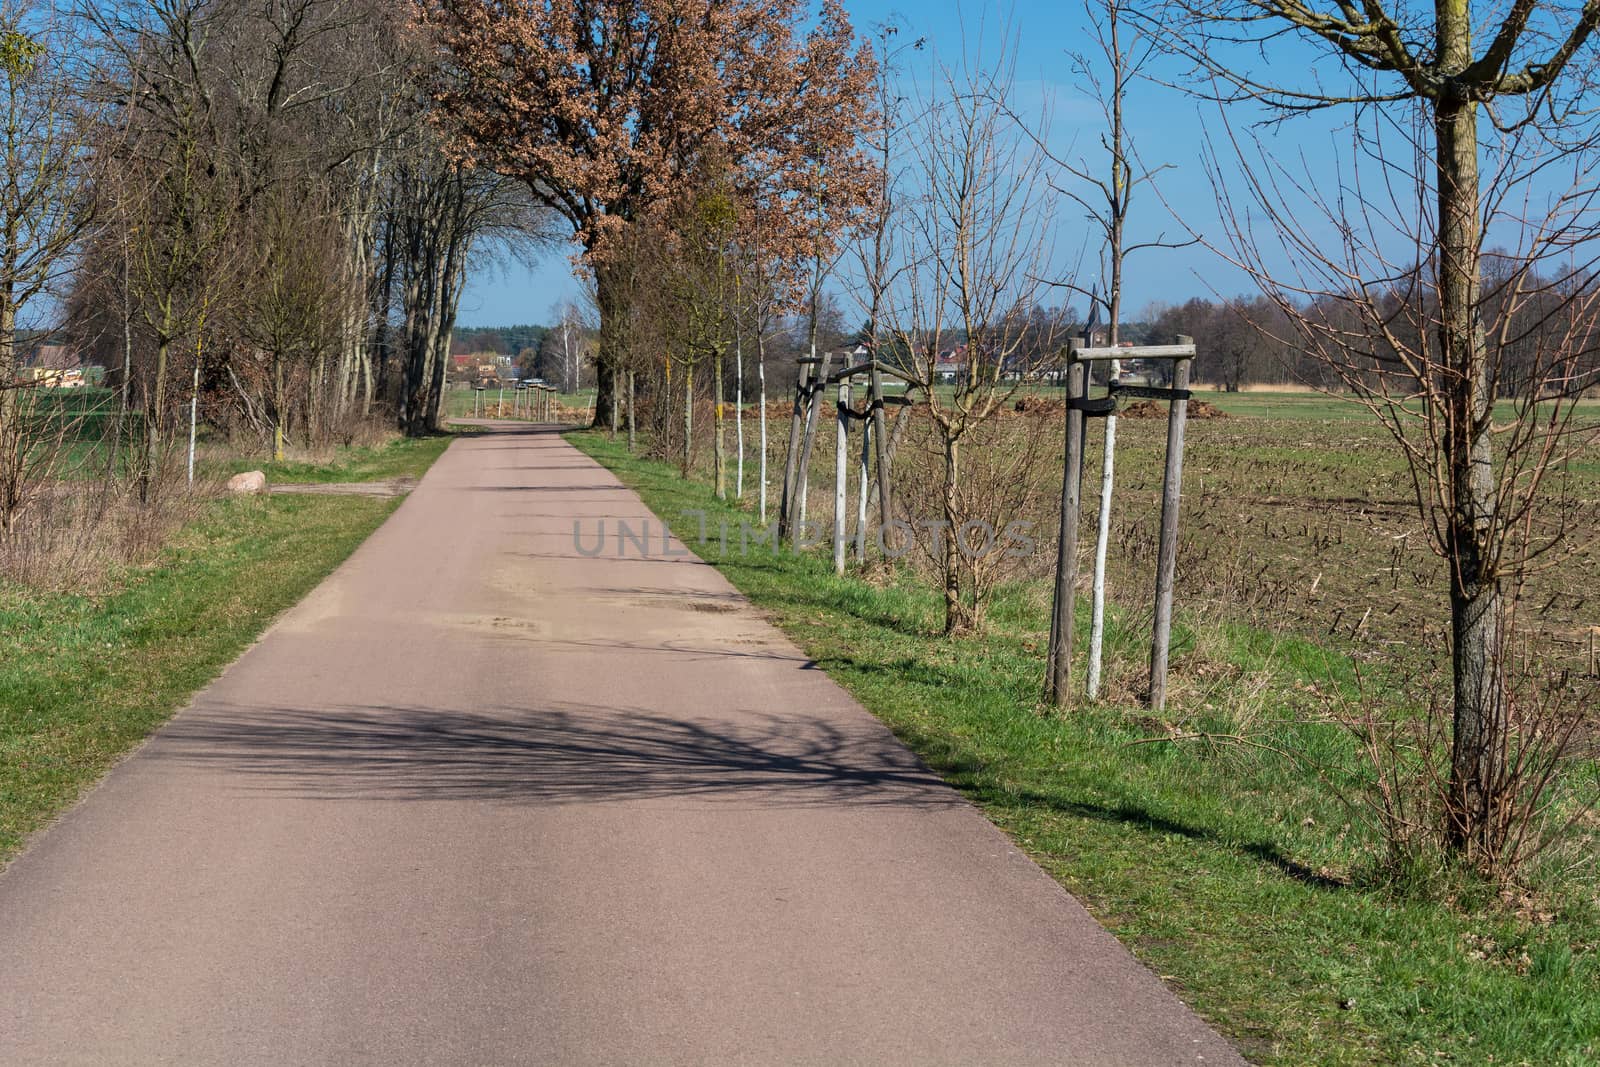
[845,21,923,553]
[548,300,588,395]
[232,182,343,458]
[887,42,1062,634]
[390,144,531,437]
[0,5,96,534]
[729,186,790,521]
[1157,0,1600,859]
[649,169,737,481]
[114,110,236,496]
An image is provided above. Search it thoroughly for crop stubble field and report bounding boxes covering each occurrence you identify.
[763,388,1600,702]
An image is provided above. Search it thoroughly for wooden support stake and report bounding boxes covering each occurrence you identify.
[868,362,894,545]
[1148,354,1193,712]
[1046,355,1087,706]
[833,380,850,575]
[792,352,834,548]
[778,363,811,540]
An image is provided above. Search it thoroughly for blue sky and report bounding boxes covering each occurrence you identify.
[457,0,1346,327]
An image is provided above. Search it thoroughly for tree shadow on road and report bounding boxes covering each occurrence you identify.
[153,702,958,809]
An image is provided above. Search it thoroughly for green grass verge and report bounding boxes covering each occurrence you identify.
[224,433,454,485]
[567,428,1599,1067]
[0,440,453,866]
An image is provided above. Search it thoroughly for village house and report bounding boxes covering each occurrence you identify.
[17,344,101,389]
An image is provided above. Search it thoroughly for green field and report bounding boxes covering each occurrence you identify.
[934,381,1600,421]
[1194,388,1600,422]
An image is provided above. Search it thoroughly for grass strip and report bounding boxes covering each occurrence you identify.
[224,432,454,485]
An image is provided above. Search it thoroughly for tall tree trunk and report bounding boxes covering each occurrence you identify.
[627,369,636,452]
[713,349,726,498]
[371,213,398,411]
[116,244,133,469]
[940,436,968,634]
[144,338,170,501]
[592,264,620,428]
[398,256,426,436]
[0,289,17,529]
[682,362,694,478]
[339,154,382,420]
[427,217,468,433]
[273,357,286,462]
[0,284,14,403]
[311,352,326,447]
[1436,76,1502,851]
[735,329,744,499]
[757,334,768,524]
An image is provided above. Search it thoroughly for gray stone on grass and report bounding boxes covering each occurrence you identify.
[226,471,268,495]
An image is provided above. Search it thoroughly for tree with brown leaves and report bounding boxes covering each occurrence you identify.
[416,0,876,427]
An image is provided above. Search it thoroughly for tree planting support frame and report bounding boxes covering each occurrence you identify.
[1046,336,1196,711]
[780,355,829,544]
[780,355,911,568]
[824,360,913,574]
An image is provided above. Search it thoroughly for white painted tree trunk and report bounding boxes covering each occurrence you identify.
[1087,358,1120,700]
[758,358,768,525]
[187,360,199,486]
[735,333,745,499]
[855,417,871,562]
[833,382,849,575]
[797,337,816,531]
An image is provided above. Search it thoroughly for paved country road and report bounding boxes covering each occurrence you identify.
[0,424,1244,1066]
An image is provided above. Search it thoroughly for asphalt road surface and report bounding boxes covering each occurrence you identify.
[0,424,1244,1066]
